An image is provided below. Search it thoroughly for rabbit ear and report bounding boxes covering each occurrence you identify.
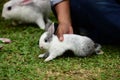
[47,23,55,35]
[44,23,55,42]
[45,22,52,31]
[20,0,33,5]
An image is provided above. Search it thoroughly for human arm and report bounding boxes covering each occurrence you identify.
[51,0,73,41]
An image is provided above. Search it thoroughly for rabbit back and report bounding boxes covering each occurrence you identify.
[50,34,95,57]
[2,0,51,23]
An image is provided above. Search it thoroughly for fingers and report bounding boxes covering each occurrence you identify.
[56,27,64,41]
[69,26,73,34]
[56,24,73,41]
[0,38,11,44]
[58,33,64,41]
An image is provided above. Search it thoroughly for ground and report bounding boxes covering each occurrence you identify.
[0,0,120,80]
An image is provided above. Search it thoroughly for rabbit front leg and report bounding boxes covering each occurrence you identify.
[44,49,64,62]
[38,52,49,58]
[45,19,52,30]
[44,54,57,62]
[36,14,45,30]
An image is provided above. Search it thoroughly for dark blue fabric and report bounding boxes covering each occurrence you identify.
[70,0,120,44]
[52,0,120,44]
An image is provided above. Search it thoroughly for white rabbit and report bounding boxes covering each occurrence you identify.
[2,0,52,30]
[38,23,103,62]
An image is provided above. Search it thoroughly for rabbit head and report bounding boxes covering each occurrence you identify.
[2,0,34,19]
[39,23,55,50]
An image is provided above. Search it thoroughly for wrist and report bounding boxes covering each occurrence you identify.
[55,0,72,26]
[58,21,72,27]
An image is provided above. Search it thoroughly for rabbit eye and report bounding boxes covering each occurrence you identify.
[7,6,12,11]
[44,39,48,42]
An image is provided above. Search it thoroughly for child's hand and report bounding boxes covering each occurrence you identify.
[55,23,73,41]
[0,38,11,44]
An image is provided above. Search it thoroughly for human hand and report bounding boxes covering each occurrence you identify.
[0,38,11,44]
[56,23,73,41]
[0,38,11,50]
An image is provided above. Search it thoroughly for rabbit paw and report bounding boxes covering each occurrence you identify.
[38,54,46,58]
[44,55,56,62]
[44,57,53,62]
[38,52,49,58]
[96,50,104,55]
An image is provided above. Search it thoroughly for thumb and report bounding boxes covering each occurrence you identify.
[59,36,64,41]
[58,32,64,41]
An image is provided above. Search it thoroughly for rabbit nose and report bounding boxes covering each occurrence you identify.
[40,46,43,49]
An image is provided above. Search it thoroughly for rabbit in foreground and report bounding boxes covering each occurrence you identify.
[39,23,103,62]
[2,0,51,30]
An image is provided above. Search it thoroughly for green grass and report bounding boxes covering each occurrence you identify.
[0,1,120,80]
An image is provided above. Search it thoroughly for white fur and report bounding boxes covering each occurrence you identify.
[2,0,51,30]
[38,23,103,62]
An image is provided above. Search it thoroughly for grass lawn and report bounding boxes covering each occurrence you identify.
[0,1,120,80]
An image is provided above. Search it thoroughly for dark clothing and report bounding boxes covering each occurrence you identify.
[52,0,120,44]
